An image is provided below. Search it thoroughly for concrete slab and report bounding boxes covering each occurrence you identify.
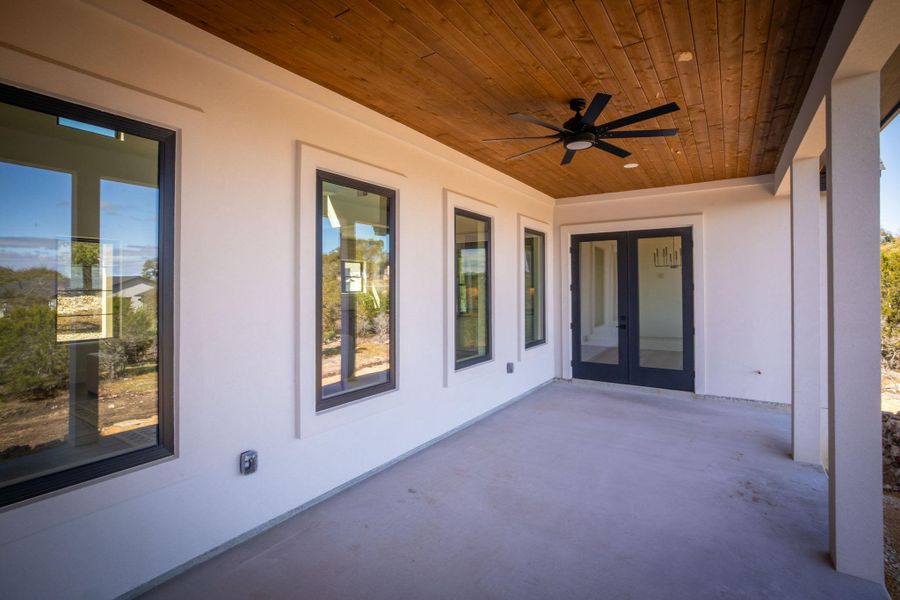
[141,382,888,599]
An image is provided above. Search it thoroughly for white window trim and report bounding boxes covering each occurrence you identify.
[443,189,498,388]
[296,142,407,438]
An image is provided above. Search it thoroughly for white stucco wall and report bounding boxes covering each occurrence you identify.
[0,1,556,598]
[555,177,792,405]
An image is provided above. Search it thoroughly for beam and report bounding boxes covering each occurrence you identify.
[774,0,900,193]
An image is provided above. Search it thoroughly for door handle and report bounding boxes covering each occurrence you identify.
[617,315,627,329]
[616,324,627,329]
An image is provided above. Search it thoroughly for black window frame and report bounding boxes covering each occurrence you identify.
[315,170,398,412]
[0,82,176,508]
[523,227,546,349]
[453,208,492,370]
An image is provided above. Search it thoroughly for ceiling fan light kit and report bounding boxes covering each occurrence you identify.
[564,133,594,151]
[486,92,681,166]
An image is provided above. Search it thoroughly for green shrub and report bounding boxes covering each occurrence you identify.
[100,297,157,379]
[882,235,900,368]
[0,304,69,400]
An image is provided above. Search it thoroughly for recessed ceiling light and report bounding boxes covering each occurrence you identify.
[676,51,693,62]
[624,163,639,169]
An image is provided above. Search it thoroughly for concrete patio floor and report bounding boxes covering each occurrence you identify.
[142,381,888,599]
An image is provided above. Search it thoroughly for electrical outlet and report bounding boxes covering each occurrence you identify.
[239,450,258,475]
[507,362,514,374]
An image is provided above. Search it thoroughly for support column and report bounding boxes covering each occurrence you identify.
[826,71,883,583]
[791,157,822,464]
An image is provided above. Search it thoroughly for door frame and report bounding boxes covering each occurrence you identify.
[559,215,705,393]
[570,231,629,383]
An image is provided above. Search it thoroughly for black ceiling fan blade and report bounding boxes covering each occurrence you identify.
[509,112,567,133]
[506,139,563,160]
[561,149,576,165]
[597,102,680,131]
[582,93,612,125]
[593,140,632,158]
[482,134,561,143]
[602,129,678,138]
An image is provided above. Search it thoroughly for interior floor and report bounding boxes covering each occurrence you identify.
[141,382,887,600]
[581,345,683,370]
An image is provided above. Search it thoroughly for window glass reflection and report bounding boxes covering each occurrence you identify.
[524,229,545,347]
[0,98,160,491]
[319,177,393,405]
[455,210,490,368]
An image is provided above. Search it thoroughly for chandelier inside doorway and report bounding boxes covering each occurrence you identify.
[653,237,682,269]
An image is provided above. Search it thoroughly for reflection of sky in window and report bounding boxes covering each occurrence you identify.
[0,162,158,276]
[0,161,71,272]
[100,179,158,276]
[321,219,390,255]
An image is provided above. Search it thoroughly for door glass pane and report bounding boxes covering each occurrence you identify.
[0,101,161,489]
[524,229,544,347]
[455,211,490,368]
[637,235,684,370]
[578,240,619,364]
[319,178,392,402]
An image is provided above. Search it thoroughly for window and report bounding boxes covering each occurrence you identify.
[455,209,491,369]
[317,171,395,411]
[524,228,546,348]
[0,84,175,507]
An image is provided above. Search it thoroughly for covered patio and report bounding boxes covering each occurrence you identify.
[0,0,898,598]
[143,382,885,599]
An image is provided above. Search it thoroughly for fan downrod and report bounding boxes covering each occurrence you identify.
[569,98,586,113]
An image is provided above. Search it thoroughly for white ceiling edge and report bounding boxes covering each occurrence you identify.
[555,174,775,207]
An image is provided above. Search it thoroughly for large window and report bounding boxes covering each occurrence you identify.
[524,228,546,348]
[317,171,395,410]
[455,209,491,369]
[0,84,174,507]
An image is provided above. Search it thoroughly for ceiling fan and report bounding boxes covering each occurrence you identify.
[484,93,680,165]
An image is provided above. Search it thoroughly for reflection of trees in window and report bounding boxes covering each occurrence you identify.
[0,83,173,506]
[454,210,490,369]
[317,173,395,410]
[524,229,545,348]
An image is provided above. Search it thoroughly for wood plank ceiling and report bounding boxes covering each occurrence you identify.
[146,0,843,198]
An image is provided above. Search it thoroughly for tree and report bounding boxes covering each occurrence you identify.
[0,304,69,401]
[882,238,900,368]
[321,251,341,342]
[100,297,157,379]
[71,241,100,290]
[142,259,158,281]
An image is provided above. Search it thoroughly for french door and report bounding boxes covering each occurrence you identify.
[571,227,694,392]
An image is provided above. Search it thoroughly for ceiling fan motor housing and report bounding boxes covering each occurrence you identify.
[564,132,594,151]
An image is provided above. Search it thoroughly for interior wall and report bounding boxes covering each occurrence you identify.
[0,1,556,598]
[555,178,792,404]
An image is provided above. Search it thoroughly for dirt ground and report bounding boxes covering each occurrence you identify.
[887,369,900,598]
[0,370,158,457]
[886,493,900,599]
[320,337,389,386]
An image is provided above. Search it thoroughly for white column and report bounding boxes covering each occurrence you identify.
[791,157,822,464]
[826,71,883,583]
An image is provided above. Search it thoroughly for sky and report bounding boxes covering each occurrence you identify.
[883,119,900,234]
[0,161,158,277]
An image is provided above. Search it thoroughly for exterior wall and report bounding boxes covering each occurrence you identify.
[0,2,556,598]
[555,177,792,404]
